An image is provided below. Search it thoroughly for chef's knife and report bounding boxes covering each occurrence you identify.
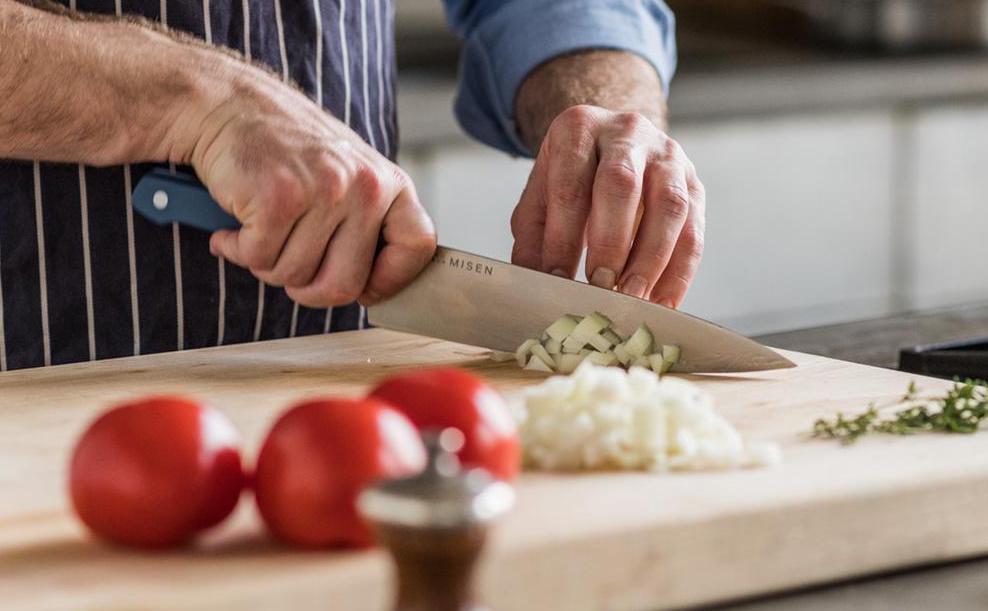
[133,169,795,373]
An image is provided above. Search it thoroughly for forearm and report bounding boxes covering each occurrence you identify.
[0,0,239,166]
[514,50,668,153]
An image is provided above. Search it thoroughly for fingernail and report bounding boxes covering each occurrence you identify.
[590,267,616,289]
[621,275,648,299]
[550,268,567,278]
[658,298,675,309]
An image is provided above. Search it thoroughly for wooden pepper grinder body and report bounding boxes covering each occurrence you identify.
[380,524,487,611]
[358,430,514,611]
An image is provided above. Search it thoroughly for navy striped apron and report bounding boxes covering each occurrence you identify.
[0,0,397,370]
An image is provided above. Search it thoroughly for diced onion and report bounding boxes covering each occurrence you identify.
[530,343,554,369]
[515,339,538,367]
[624,325,654,359]
[514,362,782,472]
[545,314,580,342]
[510,312,680,375]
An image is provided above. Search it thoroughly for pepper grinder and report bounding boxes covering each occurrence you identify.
[357,429,515,611]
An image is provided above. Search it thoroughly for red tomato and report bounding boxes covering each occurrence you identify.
[69,396,245,549]
[369,368,520,481]
[253,397,426,548]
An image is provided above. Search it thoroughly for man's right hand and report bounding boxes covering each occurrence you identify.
[176,59,437,308]
[0,2,434,308]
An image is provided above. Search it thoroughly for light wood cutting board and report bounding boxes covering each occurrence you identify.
[1,329,986,611]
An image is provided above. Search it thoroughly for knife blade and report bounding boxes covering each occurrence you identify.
[367,246,794,373]
[132,169,795,373]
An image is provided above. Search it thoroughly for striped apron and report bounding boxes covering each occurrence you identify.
[0,0,397,370]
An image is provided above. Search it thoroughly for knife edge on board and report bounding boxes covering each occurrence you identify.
[131,168,795,373]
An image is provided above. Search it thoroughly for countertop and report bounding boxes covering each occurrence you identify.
[716,302,988,611]
[756,302,988,369]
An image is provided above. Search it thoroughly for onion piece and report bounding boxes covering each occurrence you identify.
[545,314,580,342]
[588,332,615,352]
[515,339,538,367]
[587,351,617,367]
[613,343,632,367]
[530,343,555,369]
[662,344,680,365]
[561,336,586,354]
[558,353,587,374]
[524,357,554,372]
[624,324,654,359]
[569,312,611,345]
[602,329,622,345]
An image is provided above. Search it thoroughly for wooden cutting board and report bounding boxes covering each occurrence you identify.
[2,329,987,611]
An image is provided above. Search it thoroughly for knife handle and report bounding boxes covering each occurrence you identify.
[133,168,393,257]
[132,168,241,232]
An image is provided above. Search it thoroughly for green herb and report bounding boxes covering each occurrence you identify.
[812,378,988,445]
[902,380,918,402]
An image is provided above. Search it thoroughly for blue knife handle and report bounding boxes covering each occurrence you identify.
[132,168,241,232]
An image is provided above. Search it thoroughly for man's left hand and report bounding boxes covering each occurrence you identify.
[510,104,705,309]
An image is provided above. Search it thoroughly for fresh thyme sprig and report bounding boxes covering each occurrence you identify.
[812,378,988,445]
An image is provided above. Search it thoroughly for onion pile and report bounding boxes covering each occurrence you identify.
[513,362,781,472]
[515,312,679,374]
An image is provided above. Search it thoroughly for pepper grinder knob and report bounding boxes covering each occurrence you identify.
[358,428,515,611]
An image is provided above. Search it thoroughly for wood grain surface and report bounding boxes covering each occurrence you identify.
[2,329,986,611]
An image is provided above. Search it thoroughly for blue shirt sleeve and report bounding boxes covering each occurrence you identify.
[441,0,678,158]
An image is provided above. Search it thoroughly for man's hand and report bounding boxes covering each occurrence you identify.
[183,64,436,307]
[0,1,436,308]
[511,51,705,309]
[178,66,436,307]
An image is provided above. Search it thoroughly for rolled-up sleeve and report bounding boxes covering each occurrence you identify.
[441,0,677,157]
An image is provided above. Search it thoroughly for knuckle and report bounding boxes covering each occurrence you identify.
[543,230,574,252]
[690,176,707,200]
[282,268,315,288]
[663,137,685,160]
[681,225,705,261]
[336,282,364,305]
[265,170,307,222]
[591,232,628,255]
[250,268,279,287]
[352,162,386,207]
[632,250,668,273]
[315,158,347,198]
[391,166,412,192]
[411,225,439,254]
[552,185,590,216]
[543,234,579,261]
[614,111,648,133]
[654,183,691,219]
[601,159,640,195]
[320,281,363,306]
[554,104,598,133]
[242,246,275,271]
